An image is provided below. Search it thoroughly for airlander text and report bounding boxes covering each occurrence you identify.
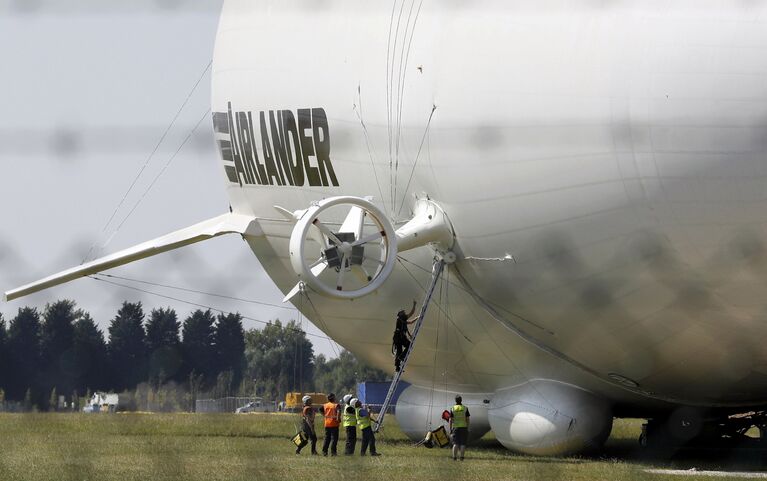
[213,103,339,188]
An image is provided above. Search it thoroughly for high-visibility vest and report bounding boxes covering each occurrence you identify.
[324,402,340,428]
[356,407,371,430]
[451,405,467,428]
[342,405,357,427]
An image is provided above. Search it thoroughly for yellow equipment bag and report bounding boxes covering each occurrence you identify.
[431,426,450,448]
[291,431,308,448]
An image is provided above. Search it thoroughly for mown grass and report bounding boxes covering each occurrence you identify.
[0,413,764,481]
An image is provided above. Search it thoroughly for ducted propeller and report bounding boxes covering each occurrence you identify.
[279,195,454,301]
[282,196,397,300]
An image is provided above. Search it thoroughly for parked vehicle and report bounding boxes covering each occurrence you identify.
[82,392,118,413]
[284,392,327,412]
[235,399,263,413]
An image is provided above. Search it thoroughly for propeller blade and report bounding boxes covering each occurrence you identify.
[313,219,343,246]
[308,224,328,249]
[282,283,303,303]
[311,262,328,276]
[336,253,348,291]
[351,231,383,247]
[339,206,365,240]
[282,261,328,302]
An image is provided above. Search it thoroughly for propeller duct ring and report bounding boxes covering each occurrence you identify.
[288,196,398,299]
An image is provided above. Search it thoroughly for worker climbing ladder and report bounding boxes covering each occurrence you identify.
[373,257,446,433]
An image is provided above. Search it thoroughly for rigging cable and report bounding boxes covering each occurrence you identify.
[443,267,451,406]
[353,89,388,218]
[396,256,472,343]
[83,60,213,263]
[302,290,343,359]
[296,294,303,392]
[426,269,444,430]
[112,108,211,235]
[385,0,398,214]
[393,0,424,218]
[397,255,552,335]
[389,0,408,215]
[95,273,297,310]
[395,104,436,219]
[88,274,337,344]
[392,0,417,217]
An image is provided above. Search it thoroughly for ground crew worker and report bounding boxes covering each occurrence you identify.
[343,397,358,455]
[355,399,380,456]
[449,395,470,461]
[392,300,418,371]
[296,395,318,455]
[321,393,341,456]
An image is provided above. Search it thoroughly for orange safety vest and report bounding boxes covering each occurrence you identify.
[323,402,340,428]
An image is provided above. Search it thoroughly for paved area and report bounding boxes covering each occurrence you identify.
[645,469,767,478]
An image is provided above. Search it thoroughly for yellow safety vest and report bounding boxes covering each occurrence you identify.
[451,405,467,428]
[356,407,371,430]
[342,405,357,427]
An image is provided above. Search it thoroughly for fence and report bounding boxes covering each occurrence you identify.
[0,401,24,413]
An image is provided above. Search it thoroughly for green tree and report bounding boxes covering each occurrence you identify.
[7,307,42,402]
[188,371,204,412]
[0,314,6,394]
[145,307,181,385]
[313,349,388,396]
[71,313,108,394]
[40,300,78,408]
[49,387,58,412]
[214,312,245,392]
[23,388,32,411]
[181,310,216,387]
[108,302,147,391]
[213,370,234,398]
[244,320,314,399]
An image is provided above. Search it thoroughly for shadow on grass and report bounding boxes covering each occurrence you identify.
[377,436,591,466]
[594,435,767,473]
[117,431,294,440]
[454,423,767,472]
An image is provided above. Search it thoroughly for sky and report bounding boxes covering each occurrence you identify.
[0,1,340,357]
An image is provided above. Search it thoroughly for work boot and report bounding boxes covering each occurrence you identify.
[371,453,381,457]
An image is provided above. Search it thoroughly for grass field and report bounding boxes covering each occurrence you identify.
[0,413,765,481]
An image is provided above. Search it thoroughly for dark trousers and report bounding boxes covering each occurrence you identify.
[360,426,377,455]
[322,426,339,455]
[297,421,317,454]
[394,337,411,371]
[344,426,357,454]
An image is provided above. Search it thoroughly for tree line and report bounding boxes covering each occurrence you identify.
[0,300,386,411]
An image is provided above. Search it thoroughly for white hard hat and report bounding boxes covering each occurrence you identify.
[302,395,312,404]
[342,394,353,404]
[350,398,359,407]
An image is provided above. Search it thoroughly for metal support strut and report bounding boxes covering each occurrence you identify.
[374,257,446,433]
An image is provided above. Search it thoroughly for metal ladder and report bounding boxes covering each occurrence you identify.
[373,257,446,433]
